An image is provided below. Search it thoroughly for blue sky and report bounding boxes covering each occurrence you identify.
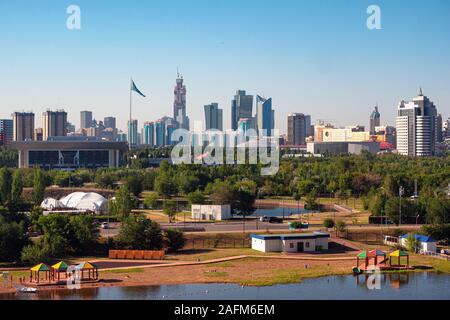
[0,0,449,133]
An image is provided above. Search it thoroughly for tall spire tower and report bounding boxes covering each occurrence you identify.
[173,72,190,130]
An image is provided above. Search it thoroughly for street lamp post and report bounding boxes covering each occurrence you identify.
[399,186,404,226]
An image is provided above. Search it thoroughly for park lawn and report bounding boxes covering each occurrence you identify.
[103,268,145,274]
[409,254,450,273]
[165,248,277,262]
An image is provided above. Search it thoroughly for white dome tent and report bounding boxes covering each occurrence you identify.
[41,198,64,210]
[59,192,108,213]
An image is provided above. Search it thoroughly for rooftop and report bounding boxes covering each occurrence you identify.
[252,232,330,241]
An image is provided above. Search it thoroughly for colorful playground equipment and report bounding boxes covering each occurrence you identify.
[354,249,412,273]
[28,261,99,285]
[75,262,99,281]
[389,250,410,268]
[30,263,51,284]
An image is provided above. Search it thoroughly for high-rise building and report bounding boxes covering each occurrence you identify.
[204,103,223,131]
[155,119,166,147]
[436,114,443,143]
[370,105,381,134]
[256,96,275,136]
[13,112,35,142]
[42,110,67,140]
[396,89,438,156]
[231,90,253,130]
[80,111,93,129]
[34,128,43,141]
[237,118,252,134]
[173,73,190,130]
[0,119,14,147]
[104,117,116,130]
[127,119,138,146]
[66,122,76,134]
[143,122,155,146]
[287,113,311,146]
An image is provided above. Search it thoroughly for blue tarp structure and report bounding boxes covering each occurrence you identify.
[401,234,436,243]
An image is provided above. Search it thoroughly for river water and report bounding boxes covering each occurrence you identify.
[1,272,449,300]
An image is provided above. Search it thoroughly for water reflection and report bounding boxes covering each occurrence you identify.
[355,273,410,290]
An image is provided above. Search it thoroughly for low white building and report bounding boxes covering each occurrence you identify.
[400,234,437,254]
[191,204,232,221]
[251,232,330,253]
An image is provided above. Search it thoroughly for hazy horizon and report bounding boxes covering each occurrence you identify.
[1,0,449,133]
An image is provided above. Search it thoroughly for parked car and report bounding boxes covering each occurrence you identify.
[100,222,110,229]
[259,216,270,222]
[269,217,283,224]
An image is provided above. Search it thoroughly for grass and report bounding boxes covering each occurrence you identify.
[165,248,276,262]
[204,271,229,277]
[103,268,144,274]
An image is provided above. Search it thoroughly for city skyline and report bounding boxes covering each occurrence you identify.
[1,0,449,133]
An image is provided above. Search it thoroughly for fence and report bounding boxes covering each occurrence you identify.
[183,238,251,250]
[108,250,165,260]
[343,232,384,244]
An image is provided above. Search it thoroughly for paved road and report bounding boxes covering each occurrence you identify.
[99,221,290,238]
[99,221,422,238]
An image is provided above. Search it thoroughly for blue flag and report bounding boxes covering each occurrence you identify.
[131,79,146,98]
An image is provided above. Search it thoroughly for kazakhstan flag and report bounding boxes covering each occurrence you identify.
[131,79,146,98]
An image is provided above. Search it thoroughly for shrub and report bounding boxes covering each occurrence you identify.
[335,220,347,235]
[164,229,186,252]
[21,245,48,265]
[323,218,335,229]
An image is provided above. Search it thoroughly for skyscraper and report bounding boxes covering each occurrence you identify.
[104,117,116,130]
[370,105,381,134]
[173,73,190,130]
[80,111,93,129]
[287,113,311,146]
[231,90,253,130]
[204,103,223,131]
[0,119,14,147]
[396,89,438,156]
[256,96,275,136]
[155,119,166,147]
[143,122,155,146]
[127,119,138,146]
[436,114,443,143]
[13,112,35,142]
[42,110,67,140]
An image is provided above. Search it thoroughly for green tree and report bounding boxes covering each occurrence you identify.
[21,244,48,265]
[32,169,46,205]
[70,215,99,252]
[164,229,186,252]
[323,218,335,229]
[304,189,319,210]
[0,215,29,262]
[0,168,12,205]
[163,200,178,223]
[110,186,134,219]
[37,214,75,257]
[155,173,178,198]
[125,174,143,197]
[405,232,419,252]
[117,215,163,250]
[335,220,347,236]
[143,192,159,209]
[11,170,24,205]
[176,174,200,195]
[426,197,449,224]
[187,190,206,206]
[95,172,115,189]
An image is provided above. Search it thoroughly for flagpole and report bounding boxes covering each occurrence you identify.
[129,78,132,151]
